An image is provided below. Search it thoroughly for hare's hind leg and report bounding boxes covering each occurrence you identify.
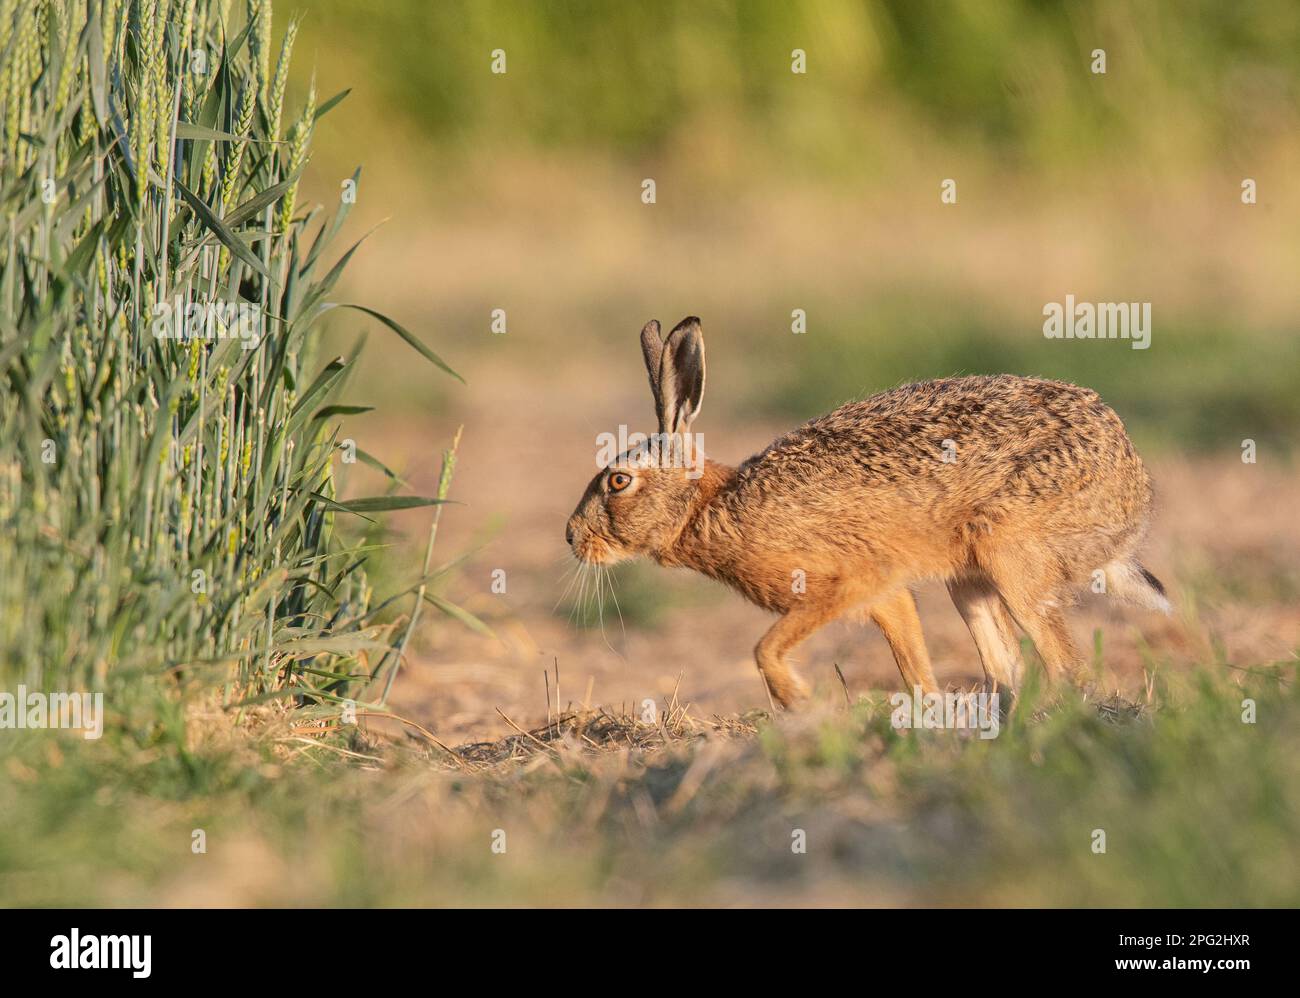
[869,588,939,694]
[981,555,1085,684]
[947,576,1023,689]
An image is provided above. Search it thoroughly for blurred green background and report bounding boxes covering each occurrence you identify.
[276,0,1300,455]
[302,0,1299,174]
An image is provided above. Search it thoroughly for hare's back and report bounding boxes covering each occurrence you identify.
[738,375,1147,508]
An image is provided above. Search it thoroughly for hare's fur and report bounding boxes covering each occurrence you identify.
[567,317,1168,708]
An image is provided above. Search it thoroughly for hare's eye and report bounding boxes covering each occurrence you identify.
[608,471,632,493]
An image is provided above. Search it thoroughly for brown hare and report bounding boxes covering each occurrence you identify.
[565,316,1169,708]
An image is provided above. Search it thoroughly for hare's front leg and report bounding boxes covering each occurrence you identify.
[869,588,939,694]
[754,598,849,709]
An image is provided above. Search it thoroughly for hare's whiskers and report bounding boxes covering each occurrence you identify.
[553,560,582,614]
[573,563,594,626]
[604,565,629,646]
[593,565,629,659]
[568,564,585,624]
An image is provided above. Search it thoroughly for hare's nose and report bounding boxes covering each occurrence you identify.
[565,522,575,546]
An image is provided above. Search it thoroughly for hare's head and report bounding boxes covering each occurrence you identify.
[566,317,707,564]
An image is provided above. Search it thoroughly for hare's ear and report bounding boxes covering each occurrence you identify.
[656,316,706,435]
[639,319,664,418]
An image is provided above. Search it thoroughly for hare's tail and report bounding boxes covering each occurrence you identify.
[1103,559,1171,614]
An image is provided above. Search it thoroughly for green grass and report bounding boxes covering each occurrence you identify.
[0,661,1294,906]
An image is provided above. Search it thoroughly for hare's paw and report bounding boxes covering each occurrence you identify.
[762,669,811,710]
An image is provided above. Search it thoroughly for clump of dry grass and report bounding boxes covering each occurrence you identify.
[450,704,762,767]
[257,686,761,770]
[1092,691,1147,723]
[285,679,1151,774]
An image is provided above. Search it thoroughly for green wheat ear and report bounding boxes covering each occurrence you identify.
[278,70,314,233]
[268,12,299,140]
